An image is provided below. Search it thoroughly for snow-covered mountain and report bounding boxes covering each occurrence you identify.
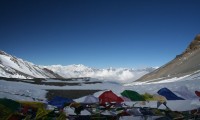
[137,34,200,82]
[0,51,62,79]
[2,34,200,83]
[0,50,155,82]
[43,64,155,83]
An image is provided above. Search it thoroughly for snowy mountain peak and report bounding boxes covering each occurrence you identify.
[0,50,10,56]
[0,50,62,79]
[44,64,93,72]
[67,64,92,71]
[44,64,155,83]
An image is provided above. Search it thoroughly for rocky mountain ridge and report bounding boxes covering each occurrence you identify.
[0,51,62,79]
[137,34,200,82]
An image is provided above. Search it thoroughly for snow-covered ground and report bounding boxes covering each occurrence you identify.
[0,72,200,111]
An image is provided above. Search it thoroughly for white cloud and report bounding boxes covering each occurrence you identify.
[45,64,152,84]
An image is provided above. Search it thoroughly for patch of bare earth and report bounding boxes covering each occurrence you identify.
[46,90,101,100]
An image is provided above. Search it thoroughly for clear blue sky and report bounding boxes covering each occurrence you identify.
[0,0,200,68]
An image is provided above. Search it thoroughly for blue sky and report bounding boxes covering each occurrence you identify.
[0,0,200,68]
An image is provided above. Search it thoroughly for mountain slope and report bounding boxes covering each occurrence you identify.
[0,51,62,79]
[137,34,200,82]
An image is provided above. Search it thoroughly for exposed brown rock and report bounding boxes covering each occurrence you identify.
[183,34,200,55]
[136,34,200,82]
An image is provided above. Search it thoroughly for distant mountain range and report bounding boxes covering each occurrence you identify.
[43,64,155,83]
[1,34,200,83]
[0,50,155,83]
[137,34,200,82]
